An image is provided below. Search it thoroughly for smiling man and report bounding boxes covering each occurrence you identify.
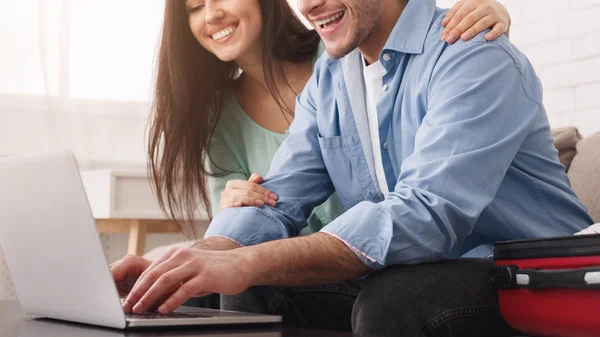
[112,0,593,336]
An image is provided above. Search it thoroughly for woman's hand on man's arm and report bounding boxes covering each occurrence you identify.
[441,0,511,44]
[219,173,278,211]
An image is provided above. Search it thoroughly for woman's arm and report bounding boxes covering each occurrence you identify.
[440,0,511,44]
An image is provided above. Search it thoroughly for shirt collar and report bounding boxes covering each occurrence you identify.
[383,0,437,55]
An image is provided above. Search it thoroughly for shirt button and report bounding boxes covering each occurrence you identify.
[383,141,388,149]
[383,53,391,61]
[382,84,389,92]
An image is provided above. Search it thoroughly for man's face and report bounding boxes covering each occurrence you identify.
[298,0,381,59]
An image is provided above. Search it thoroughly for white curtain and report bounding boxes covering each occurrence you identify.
[0,0,165,170]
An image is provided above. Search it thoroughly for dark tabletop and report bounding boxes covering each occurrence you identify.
[0,301,362,337]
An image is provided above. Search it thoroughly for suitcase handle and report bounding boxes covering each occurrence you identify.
[490,266,600,289]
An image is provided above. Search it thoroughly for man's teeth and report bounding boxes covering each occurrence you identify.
[314,12,343,27]
[212,26,236,41]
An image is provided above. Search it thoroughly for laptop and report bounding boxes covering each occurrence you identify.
[0,150,282,329]
[19,317,282,337]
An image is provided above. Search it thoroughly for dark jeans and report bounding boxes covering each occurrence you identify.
[221,259,518,337]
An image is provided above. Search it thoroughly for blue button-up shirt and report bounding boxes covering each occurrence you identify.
[206,0,593,269]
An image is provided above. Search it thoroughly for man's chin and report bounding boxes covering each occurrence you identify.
[324,43,354,59]
[322,31,365,59]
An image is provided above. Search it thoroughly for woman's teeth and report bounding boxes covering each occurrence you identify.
[314,12,344,29]
[212,26,236,41]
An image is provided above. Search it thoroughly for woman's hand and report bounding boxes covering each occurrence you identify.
[219,173,278,210]
[440,0,511,44]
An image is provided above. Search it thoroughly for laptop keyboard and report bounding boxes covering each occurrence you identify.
[126,311,212,320]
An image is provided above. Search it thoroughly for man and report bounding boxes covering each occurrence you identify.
[112,0,593,336]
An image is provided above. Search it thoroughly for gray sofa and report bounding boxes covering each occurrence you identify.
[552,128,600,223]
[0,128,599,300]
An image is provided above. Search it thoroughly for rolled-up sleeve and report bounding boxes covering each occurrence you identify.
[321,41,543,269]
[204,61,336,245]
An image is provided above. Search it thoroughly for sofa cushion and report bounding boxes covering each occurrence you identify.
[552,127,582,171]
[568,132,600,223]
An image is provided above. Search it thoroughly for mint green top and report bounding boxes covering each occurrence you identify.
[207,43,345,235]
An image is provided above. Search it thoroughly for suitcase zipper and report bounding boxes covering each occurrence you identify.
[490,266,600,289]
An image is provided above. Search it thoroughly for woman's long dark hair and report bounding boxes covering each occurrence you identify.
[148,0,320,233]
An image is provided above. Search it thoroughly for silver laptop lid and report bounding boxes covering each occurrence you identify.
[0,150,127,329]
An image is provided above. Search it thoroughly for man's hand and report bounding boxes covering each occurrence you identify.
[123,247,252,314]
[120,233,370,315]
[110,236,240,313]
[110,255,153,298]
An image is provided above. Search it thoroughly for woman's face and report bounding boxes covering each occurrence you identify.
[186,0,263,62]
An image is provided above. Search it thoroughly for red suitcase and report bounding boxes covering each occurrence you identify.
[490,234,600,337]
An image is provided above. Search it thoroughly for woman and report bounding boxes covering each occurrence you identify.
[148,0,512,238]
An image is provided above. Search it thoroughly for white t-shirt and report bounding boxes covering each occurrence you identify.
[576,223,600,235]
[362,58,389,198]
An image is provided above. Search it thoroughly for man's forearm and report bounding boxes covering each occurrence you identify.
[241,233,372,286]
[193,236,241,251]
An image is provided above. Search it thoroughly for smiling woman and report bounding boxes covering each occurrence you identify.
[185,0,264,61]
[148,0,326,232]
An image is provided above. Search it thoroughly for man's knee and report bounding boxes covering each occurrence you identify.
[352,266,424,335]
[352,259,501,336]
